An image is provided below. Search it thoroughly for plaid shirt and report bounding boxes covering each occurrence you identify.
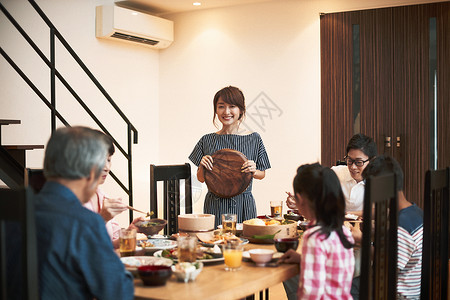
[298,225,355,300]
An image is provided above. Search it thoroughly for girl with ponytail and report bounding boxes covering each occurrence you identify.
[280,163,355,299]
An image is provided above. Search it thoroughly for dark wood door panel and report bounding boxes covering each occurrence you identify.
[321,2,449,209]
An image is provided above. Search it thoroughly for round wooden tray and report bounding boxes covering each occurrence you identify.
[204,149,253,198]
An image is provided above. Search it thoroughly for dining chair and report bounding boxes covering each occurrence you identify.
[421,167,450,300]
[24,168,46,193]
[359,172,398,300]
[150,163,192,235]
[0,187,38,300]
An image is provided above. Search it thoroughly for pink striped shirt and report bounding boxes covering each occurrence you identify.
[298,225,355,300]
[83,188,121,242]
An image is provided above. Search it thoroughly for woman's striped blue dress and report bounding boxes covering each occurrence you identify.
[189,132,271,227]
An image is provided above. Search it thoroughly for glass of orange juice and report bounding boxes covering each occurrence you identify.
[222,243,244,271]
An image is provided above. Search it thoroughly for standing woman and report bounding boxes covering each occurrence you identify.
[189,86,271,227]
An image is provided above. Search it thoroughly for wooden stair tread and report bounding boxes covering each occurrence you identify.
[0,119,21,125]
[3,145,44,150]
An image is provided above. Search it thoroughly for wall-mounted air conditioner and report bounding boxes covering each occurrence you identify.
[96,5,174,49]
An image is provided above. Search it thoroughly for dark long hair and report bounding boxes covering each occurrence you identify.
[293,163,353,249]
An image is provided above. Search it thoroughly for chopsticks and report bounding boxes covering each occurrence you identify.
[127,206,153,217]
[285,191,295,200]
[126,205,147,215]
[104,196,153,217]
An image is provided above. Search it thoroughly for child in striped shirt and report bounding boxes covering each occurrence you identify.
[362,155,423,299]
[280,163,355,299]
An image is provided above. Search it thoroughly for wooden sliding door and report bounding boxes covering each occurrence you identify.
[321,2,450,208]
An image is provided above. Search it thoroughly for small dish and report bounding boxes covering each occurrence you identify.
[242,251,283,261]
[120,256,173,276]
[172,262,203,283]
[135,219,167,236]
[248,249,274,267]
[138,239,177,250]
[138,265,172,286]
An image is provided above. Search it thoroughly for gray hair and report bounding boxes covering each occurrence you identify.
[43,126,109,180]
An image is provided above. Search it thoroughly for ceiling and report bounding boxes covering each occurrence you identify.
[116,0,276,16]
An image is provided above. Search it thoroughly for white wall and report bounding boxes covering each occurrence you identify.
[0,0,439,227]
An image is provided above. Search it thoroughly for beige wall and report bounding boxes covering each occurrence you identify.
[0,0,439,227]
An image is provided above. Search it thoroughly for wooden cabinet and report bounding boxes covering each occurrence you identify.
[320,2,450,208]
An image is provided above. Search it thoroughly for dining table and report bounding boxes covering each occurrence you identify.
[133,242,300,300]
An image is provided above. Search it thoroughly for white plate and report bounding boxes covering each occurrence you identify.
[138,239,177,250]
[120,256,173,273]
[242,251,283,261]
[153,250,224,264]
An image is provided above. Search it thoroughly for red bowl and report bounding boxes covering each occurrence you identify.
[138,265,172,286]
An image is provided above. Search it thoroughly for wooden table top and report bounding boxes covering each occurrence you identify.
[133,243,299,300]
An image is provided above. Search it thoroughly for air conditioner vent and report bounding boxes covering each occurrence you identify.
[96,5,173,49]
[111,32,159,46]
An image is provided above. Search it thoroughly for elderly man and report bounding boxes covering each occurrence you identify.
[35,126,134,299]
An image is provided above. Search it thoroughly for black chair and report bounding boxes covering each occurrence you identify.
[0,188,38,300]
[24,168,46,193]
[150,164,192,235]
[360,173,398,300]
[421,167,450,300]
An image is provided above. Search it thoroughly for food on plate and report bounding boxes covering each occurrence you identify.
[140,221,162,227]
[197,232,242,245]
[252,229,281,240]
[136,233,148,240]
[139,240,155,248]
[160,245,223,261]
[345,213,359,220]
[172,262,203,282]
[265,219,280,226]
[171,232,190,239]
[244,218,294,226]
[244,218,266,226]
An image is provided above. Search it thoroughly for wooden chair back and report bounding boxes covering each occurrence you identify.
[360,173,398,300]
[24,168,46,193]
[421,167,450,300]
[150,163,192,235]
[0,188,38,300]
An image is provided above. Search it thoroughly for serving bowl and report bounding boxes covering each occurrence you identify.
[248,249,274,266]
[273,237,300,253]
[178,214,215,232]
[135,219,167,236]
[242,218,297,243]
[138,265,172,286]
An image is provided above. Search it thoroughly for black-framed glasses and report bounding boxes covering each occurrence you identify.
[344,156,370,167]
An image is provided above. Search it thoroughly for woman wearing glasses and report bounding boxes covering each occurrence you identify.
[287,133,377,215]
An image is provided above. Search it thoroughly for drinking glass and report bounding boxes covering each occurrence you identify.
[270,200,283,218]
[119,228,137,257]
[177,236,197,262]
[222,213,237,235]
[222,243,244,271]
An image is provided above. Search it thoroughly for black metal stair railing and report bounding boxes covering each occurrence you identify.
[0,0,138,222]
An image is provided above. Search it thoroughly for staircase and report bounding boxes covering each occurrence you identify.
[0,1,138,222]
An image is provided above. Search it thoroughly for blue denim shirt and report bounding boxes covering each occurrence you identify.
[34,181,134,299]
